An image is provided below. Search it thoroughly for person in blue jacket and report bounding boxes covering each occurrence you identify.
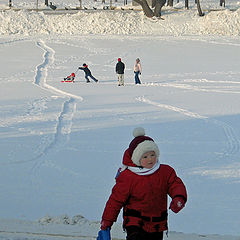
[79,63,98,83]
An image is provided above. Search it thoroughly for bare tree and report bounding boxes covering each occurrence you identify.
[167,0,173,6]
[196,0,204,16]
[185,0,203,15]
[79,0,82,9]
[134,0,154,17]
[134,0,204,18]
[154,0,167,17]
[134,0,166,17]
[220,0,225,7]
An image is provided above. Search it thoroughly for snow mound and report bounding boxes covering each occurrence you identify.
[199,9,240,36]
[0,9,240,36]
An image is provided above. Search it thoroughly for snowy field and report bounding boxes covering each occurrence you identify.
[0,0,240,239]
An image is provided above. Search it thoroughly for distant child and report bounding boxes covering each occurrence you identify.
[64,72,75,81]
[98,127,187,240]
[115,58,125,86]
[134,58,142,84]
[79,63,98,83]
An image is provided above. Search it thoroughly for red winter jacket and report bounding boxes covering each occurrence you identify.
[101,149,187,233]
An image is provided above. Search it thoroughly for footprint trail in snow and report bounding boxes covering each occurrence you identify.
[30,40,82,177]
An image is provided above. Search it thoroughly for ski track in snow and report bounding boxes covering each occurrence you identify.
[0,37,29,46]
[142,78,240,94]
[137,96,240,158]
[28,40,83,177]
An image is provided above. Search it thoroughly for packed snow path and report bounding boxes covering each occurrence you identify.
[31,40,82,174]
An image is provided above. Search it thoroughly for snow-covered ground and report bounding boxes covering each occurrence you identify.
[0,0,240,239]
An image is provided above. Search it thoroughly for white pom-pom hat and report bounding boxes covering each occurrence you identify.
[128,127,160,166]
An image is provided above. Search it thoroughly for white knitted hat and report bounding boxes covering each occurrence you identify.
[129,127,160,166]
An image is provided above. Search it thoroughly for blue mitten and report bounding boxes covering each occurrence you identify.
[97,228,111,240]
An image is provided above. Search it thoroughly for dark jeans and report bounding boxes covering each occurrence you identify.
[126,226,163,240]
[134,71,141,84]
[85,74,98,82]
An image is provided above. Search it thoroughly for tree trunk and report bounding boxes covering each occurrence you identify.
[134,0,154,17]
[220,0,225,7]
[79,0,82,9]
[154,0,166,17]
[185,0,189,9]
[152,0,156,7]
[196,0,204,16]
[167,0,173,7]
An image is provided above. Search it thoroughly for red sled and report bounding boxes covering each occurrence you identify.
[62,72,75,82]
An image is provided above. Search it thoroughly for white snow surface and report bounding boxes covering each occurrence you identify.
[1,0,240,240]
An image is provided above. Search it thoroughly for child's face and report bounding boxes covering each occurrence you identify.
[140,151,157,169]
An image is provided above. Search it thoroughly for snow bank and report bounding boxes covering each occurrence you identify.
[0,8,240,36]
[0,216,239,240]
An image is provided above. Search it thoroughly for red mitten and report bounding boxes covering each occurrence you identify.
[169,196,185,213]
[100,219,113,230]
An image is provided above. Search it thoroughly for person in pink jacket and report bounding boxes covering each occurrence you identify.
[98,127,187,240]
[134,58,142,84]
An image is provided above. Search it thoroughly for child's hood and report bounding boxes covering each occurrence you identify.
[122,149,138,167]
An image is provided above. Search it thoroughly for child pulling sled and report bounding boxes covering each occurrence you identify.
[79,63,98,83]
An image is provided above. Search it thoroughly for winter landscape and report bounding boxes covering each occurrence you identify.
[0,0,240,239]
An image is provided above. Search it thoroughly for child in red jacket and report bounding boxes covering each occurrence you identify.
[64,72,75,81]
[98,127,187,240]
